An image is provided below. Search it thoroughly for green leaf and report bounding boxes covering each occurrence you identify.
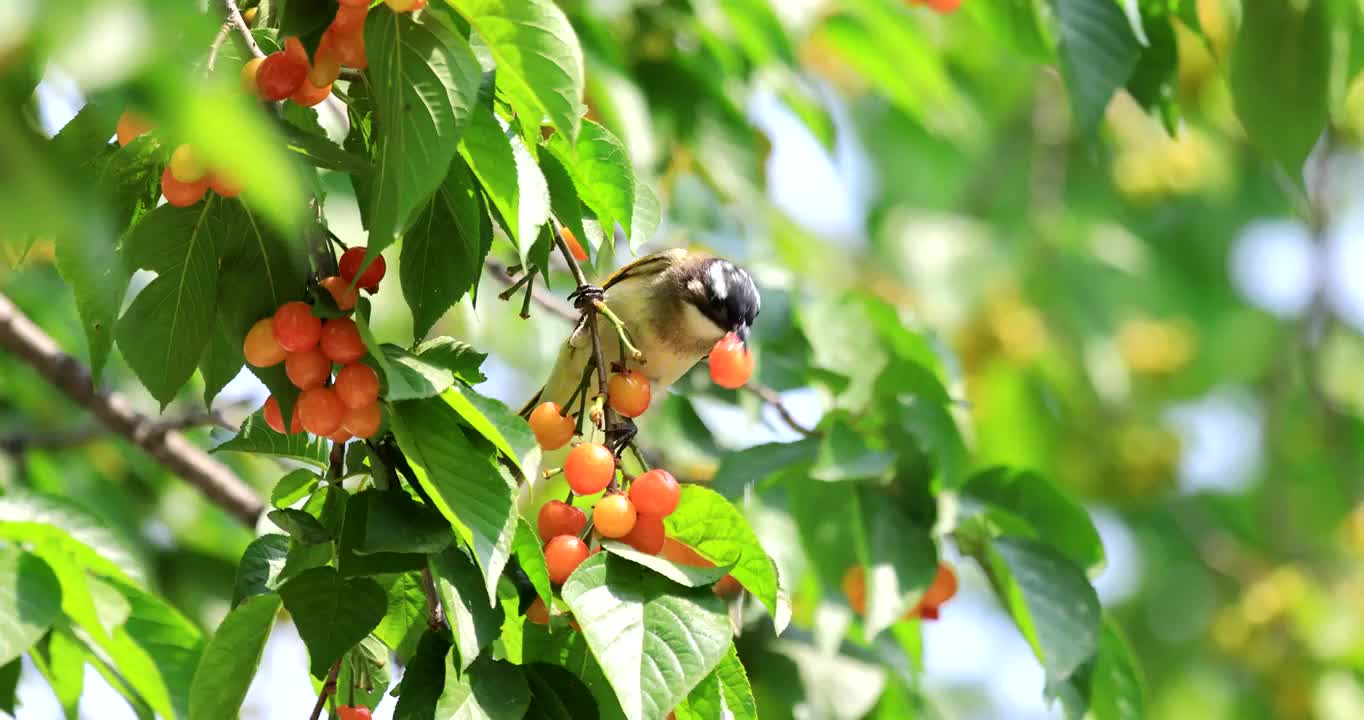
[199,322,243,407]
[0,660,14,717]
[600,541,731,588]
[435,654,531,719]
[115,201,223,407]
[1125,13,1179,133]
[663,486,789,634]
[854,492,937,640]
[1051,0,1141,134]
[364,6,482,253]
[1052,619,1145,720]
[512,519,553,610]
[447,0,586,141]
[540,153,590,261]
[415,337,489,385]
[267,508,333,545]
[189,593,280,720]
[338,636,393,711]
[811,418,896,482]
[973,536,1101,685]
[271,470,320,509]
[710,439,819,499]
[402,157,486,341]
[394,629,452,720]
[0,546,62,666]
[962,468,1105,573]
[442,385,537,475]
[279,566,387,677]
[524,663,600,720]
[280,120,372,173]
[359,489,454,555]
[428,547,505,670]
[673,644,756,720]
[379,344,457,400]
[627,182,660,253]
[233,534,291,606]
[374,572,428,662]
[1229,0,1331,175]
[335,489,429,578]
[106,576,206,720]
[561,553,731,720]
[547,120,635,243]
[458,99,551,265]
[391,396,518,605]
[55,135,159,382]
[29,630,84,719]
[213,410,331,469]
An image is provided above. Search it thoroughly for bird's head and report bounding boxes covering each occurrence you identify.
[680,257,761,344]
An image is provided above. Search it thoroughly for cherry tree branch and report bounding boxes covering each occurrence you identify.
[308,660,342,720]
[224,0,264,59]
[0,410,235,453]
[0,293,264,527]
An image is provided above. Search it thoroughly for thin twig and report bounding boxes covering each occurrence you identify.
[224,0,265,59]
[308,660,342,720]
[421,566,445,630]
[0,293,264,527]
[205,20,234,72]
[485,259,576,322]
[0,410,235,453]
[592,299,644,363]
[742,382,820,438]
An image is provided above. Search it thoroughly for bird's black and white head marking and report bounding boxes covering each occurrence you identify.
[686,258,761,342]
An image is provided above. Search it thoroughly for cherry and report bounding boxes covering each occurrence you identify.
[255,50,307,101]
[384,0,422,11]
[660,538,709,568]
[284,348,331,390]
[529,402,575,451]
[169,145,205,183]
[329,427,352,445]
[297,386,345,436]
[334,363,379,409]
[320,318,366,364]
[342,401,381,439]
[336,707,372,720]
[327,26,367,69]
[592,494,637,539]
[263,396,302,435]
[116,111,152,147]
[338,247,386,290]
[207,172,241,198]
[544,535,589,585]
[241,7,257,26]
[309,37,343,88]
[564,443,614,496]
[841,566,866,615]
[291,78,331,107]
[926,0,961,11]
[320,276,358,311]
[908,561,958,620]
[241,58,263,97]
[709,332,754,389]
[526,597,550,626]
[243,318,287,367]
[160,167,207,207]
[273,302,322,352]
[607,370,650,418]
[628,469,679,517]
[337,0,369,8]
[620,513,665,554]
[537,500,586,542]
[560,227,587,262]
[713,574,741,597]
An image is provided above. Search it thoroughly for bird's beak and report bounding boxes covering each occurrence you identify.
[735,323,750,344]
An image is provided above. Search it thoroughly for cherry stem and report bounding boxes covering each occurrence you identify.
[591,299,644,363]
[308,660,342,720]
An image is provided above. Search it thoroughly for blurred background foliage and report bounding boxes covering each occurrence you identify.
[6,0,1364,717]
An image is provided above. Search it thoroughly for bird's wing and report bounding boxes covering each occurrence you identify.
[602,248,688,291]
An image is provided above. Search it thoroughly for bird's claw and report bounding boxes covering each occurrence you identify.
[606,420,638,457]
[568,284,604,310]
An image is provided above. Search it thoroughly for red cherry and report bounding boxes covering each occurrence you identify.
[336,706,372,720]
[529,402,575,451]
[607,370,651,418]
[537,500,586,542]
[297,387,345,436]
[341,401,381,439]
[709,332,754,389]
[263,396,302,435]
[592,494,636,539]
[160,167,207,207]
[620,513,665,554]
[319,318,366,364]
[255,50,307,101]
[320,276,358,311]
[284,348,332,390]
[628,469,679,517]
[240,58,263,98]
[526,597,550,625]
[338,247,386,290]
[561,227,587,261]
[290,78,331,107]
[841,566,866,615]
[243,318,286,367]
[334,363,379,409]
[273,302,322,352]
[544,535,590,585]
[207,172,242,198]
[564,443,614,495]
[116,111,153,147]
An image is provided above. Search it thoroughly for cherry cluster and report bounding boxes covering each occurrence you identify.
[842,561,959,621]
[243,247,388,444]
[115,113,242,208]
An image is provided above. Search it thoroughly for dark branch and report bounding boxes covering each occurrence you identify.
[308,660,342,720]
[0,410,235,453]
[0,293,264,527]
[742,382,820,438]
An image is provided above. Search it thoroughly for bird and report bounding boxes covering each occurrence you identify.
[521,247,761,426]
